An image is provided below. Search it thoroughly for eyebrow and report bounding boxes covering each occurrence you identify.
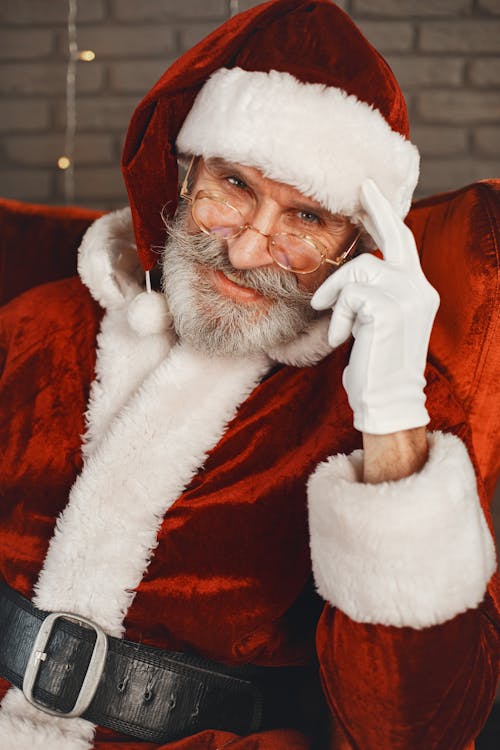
[204,157,348,228]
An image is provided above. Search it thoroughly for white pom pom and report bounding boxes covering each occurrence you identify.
[127,291,171,336]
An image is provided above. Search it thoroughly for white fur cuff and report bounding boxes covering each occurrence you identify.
[307,431,496,628]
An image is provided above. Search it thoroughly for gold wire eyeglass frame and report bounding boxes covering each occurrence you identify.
[179,155,361,275]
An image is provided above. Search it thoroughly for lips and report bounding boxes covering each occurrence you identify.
[209,268,268,304]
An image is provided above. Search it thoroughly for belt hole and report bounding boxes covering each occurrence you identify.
[168,695,176,709]
[143,687,154,702]
[117,676,129,693]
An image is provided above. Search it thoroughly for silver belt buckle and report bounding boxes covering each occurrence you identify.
[22,611,108,718]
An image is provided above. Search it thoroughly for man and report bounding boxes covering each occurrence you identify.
[0,1,498,748]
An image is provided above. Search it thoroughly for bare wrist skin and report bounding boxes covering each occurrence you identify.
[362,426,429,484]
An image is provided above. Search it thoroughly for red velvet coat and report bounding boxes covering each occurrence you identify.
[0,208,499,750]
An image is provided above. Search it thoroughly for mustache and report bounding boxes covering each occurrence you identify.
[162,205,313,304]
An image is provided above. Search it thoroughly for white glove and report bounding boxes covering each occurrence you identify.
[311,178,440,435]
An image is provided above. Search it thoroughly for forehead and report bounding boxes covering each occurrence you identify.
[199,157,349,226]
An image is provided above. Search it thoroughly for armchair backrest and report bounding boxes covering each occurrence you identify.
[407,181,500,499]
[0,198,101,307]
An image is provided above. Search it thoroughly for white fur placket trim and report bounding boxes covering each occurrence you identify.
[307,431,496,629]
[82,307,175,457]
[34,344,269,628]
[0,340,270,747]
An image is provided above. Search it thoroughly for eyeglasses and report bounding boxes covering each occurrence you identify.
[180,157,360,275]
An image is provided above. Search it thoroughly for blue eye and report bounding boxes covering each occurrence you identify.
[298,210,320,224]
[226,175,247,189]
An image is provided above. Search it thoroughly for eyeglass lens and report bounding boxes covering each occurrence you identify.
[192,195,323,273]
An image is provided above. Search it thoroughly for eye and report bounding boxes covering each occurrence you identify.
[297,209,321,225]
[226,175,247,190]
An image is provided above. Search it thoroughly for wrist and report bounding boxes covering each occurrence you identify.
[362,426,429,484]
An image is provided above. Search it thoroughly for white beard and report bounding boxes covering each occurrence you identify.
[161,207,318,357]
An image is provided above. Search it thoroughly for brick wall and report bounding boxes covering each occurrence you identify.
[0,0,499,209]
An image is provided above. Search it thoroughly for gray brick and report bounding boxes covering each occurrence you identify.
[420,21,500,53]
[474,127,500,155]
[0,99,50,132]
[71,166,127,199]
[353,0,472,15]
[478,0,500,13]
[77,26,176,59]
[469,58,500,87]
[417,91,500,123]
[109,60,174,93]
[68,97,138,131]
[236,0,347,8]
[179,21,228,51]
[355,21,415,52]
[0,62,104,95]
[4,134,115,166]
[233,1,276,8]
[0,168,51,200]
[0,30,54,60]
[411,125,468,155]
[388,56,464,88]
[418,157,500,193]
[0,0,105,25]
[111,0,227,21]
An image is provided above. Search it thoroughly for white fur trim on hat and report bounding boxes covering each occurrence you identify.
[126,290,171,336]
[307,431,496,628]
[177,68,420,221]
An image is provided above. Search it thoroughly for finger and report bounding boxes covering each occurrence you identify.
[327,283,374,348]
[311,253,381,310]
[327,288,357,348]
[360,178,403,256]
[360,179,419,269]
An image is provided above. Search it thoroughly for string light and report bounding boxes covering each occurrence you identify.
[78,50,96,62]
[58,0,96,203]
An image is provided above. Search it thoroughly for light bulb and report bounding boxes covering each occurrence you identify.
[58,156,71,170]
[78,50,95,61]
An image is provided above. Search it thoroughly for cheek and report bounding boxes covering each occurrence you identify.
[184,212,199,235]
[297,266,330,293]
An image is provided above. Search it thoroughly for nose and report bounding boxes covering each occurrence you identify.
[226,204,278,271]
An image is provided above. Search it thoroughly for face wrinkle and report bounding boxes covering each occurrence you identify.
[161,204,322,357]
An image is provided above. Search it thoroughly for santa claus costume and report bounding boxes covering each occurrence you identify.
[0,1,498,749]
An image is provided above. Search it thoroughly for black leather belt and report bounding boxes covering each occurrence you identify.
[0,579,323,743]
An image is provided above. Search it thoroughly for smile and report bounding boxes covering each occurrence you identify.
[209,268,267,304]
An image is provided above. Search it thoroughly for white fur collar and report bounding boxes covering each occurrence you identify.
[77,208,333,368]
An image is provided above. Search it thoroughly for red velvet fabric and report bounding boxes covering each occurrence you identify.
[120,0,410,271]
[0,197,101,306]
[0,272,498,749]
[406,180,500,498]
[0,177,499,748]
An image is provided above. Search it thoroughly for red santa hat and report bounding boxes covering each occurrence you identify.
[122,0,419,272]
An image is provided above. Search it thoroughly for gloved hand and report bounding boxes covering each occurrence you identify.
[311,178,440,435]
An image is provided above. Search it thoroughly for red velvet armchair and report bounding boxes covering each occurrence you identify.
[1,181,499,499]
